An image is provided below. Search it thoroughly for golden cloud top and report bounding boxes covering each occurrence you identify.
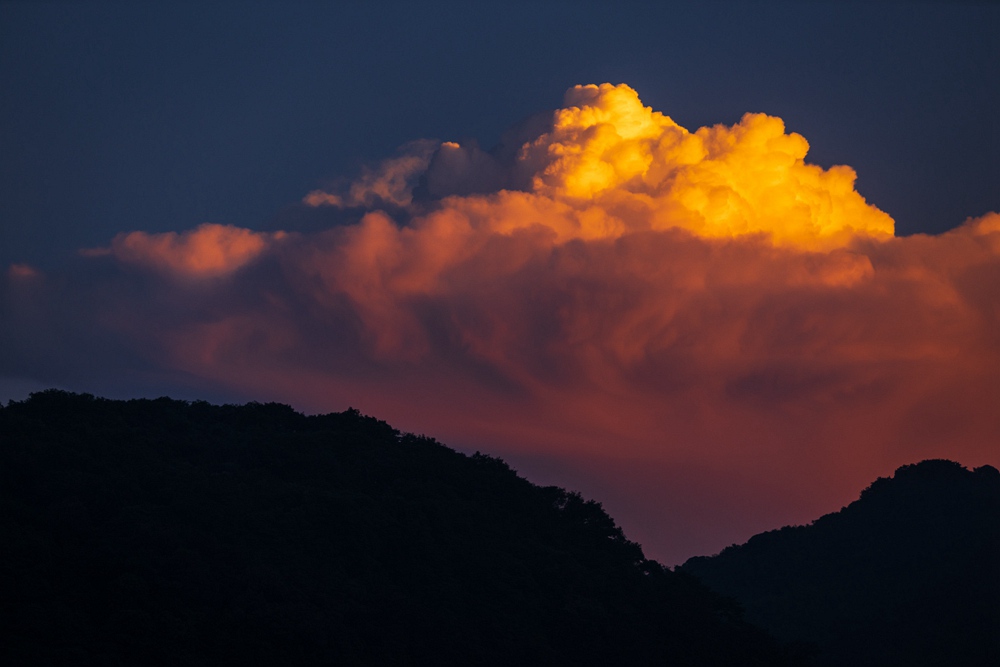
[519,83,894,248]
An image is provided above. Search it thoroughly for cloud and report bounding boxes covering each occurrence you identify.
[95,223,281,278]
[304,140,438,209]
[3,84,997,563]
[436,83,893,248]
[7,263,41,280]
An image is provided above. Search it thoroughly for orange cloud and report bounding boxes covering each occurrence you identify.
[11,84,997,564]
[107,223,279,278]
[519,84,894,247]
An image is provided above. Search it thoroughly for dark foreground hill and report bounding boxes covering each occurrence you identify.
[682,459,1000,666]
[0,390,799,666]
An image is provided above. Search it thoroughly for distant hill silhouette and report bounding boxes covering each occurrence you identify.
[0,390,800,666]
[682,459,1000,666]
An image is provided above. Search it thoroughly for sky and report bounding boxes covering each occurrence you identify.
[2,1,998,564]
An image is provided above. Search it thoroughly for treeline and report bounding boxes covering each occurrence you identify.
[682,459,1000,666]
[0,390,800,666]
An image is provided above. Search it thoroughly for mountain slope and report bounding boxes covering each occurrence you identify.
[681,459,1000,666]
[0,390,798,666]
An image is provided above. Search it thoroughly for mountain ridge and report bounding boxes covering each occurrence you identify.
[1,390,798,666]
[681,458,1000,666]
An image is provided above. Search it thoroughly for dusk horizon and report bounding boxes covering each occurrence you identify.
[2,1,998,566]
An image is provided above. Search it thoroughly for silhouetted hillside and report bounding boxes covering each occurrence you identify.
[682,459,1000,666]
[0,390,799,666]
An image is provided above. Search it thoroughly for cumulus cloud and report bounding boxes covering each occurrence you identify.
[3,84,997,563]
[94,223,284,278]
[304,140,438,209]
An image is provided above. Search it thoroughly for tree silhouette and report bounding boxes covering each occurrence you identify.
[1,390,801,666]
[682,459,1000,666]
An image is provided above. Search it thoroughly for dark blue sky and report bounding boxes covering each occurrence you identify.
[2,1,997,268]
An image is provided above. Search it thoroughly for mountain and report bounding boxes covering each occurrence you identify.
[681,459,1000,666]
[0,390,799,666]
